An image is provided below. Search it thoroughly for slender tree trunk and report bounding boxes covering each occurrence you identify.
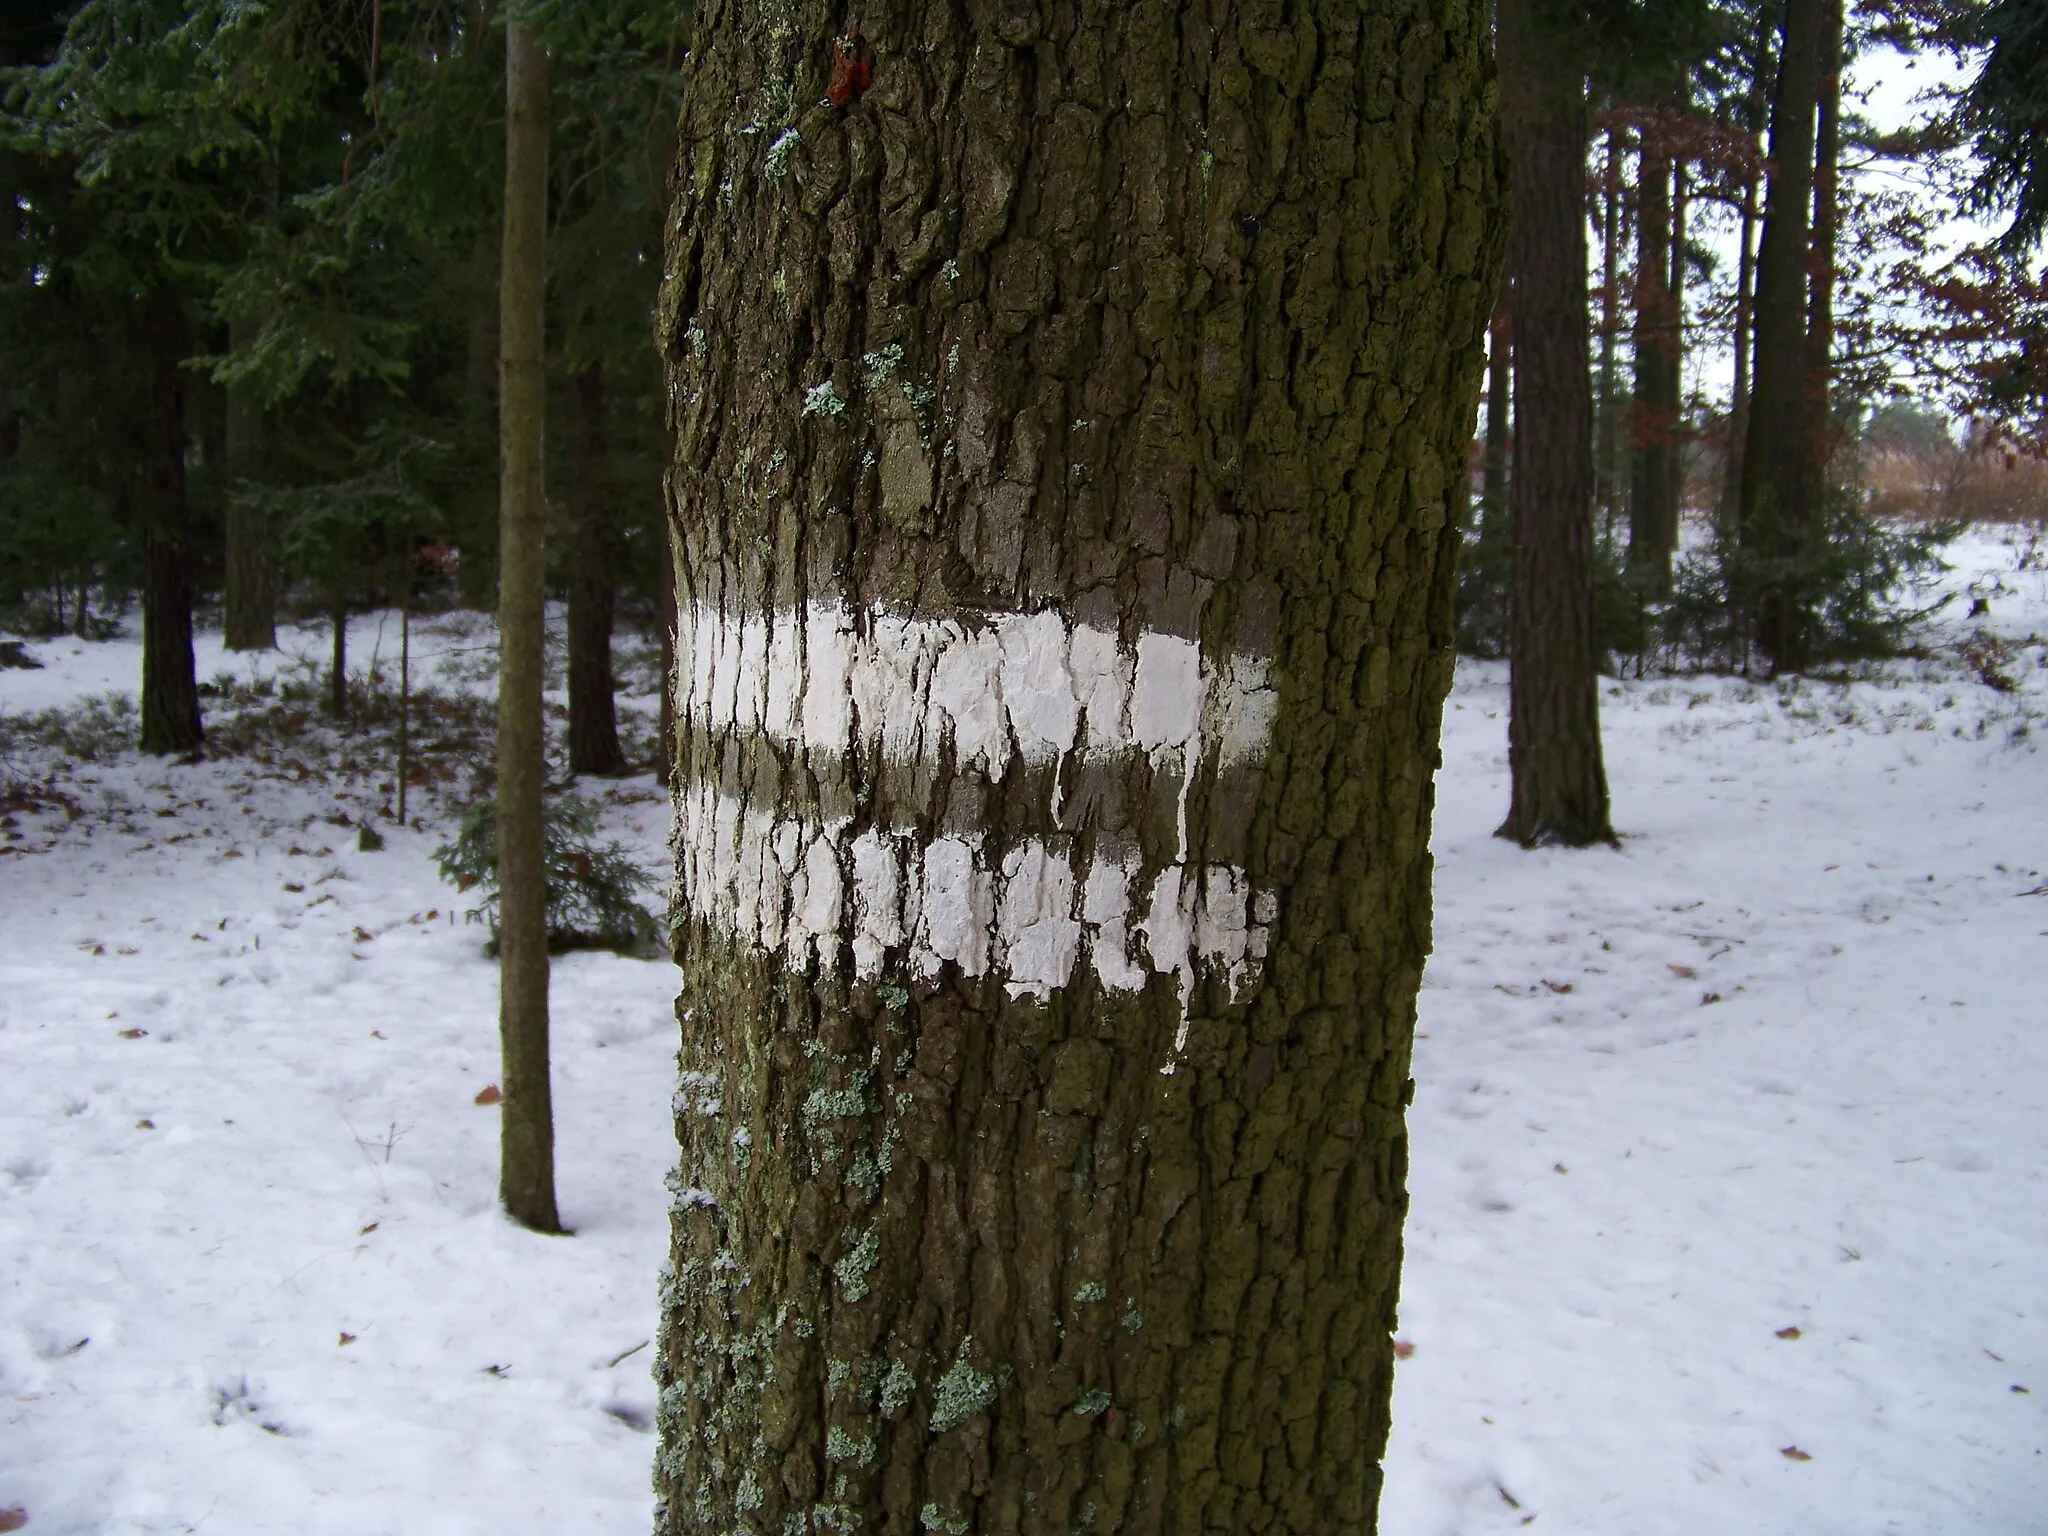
[1628,103,1678,587]
[566,360,627,775]
[1742,0,1827,670]
[496,17,560,1235]
[1497,0,1613,848]
[139,318,202,757]
[1668,154,1689,541]
[653,3,1506,1532]
[1484,299,1512,532]
[1802,0,1843,524]
[398,594,412,827]
[1722,185,1758,525]
[328,600,348,718]
[1719,12,1770,533]
[223,316,276,653]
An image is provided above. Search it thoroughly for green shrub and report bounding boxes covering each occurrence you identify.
[0,692,139,760]
[434,793,660,957]
[1662,496,1957,673]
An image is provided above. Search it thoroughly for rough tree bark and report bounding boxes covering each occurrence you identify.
[1741,0,1825,670]
[222,312,276,652]
[138,317,203,757]
[652,3,1504,1533]
[496,15,560,1235]
[566,359,628,776]
[1496,0,1612,847]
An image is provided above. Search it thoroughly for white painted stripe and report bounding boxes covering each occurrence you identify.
[672,780,1275,998]
[676,602,1278,778]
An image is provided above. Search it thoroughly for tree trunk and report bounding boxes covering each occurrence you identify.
[223,313,276,653]
[1628,105,1678,587]
[1719,8,1770,533]
[496,17,560,1236]
[139,318,202,757]
[1668,154,1688,536]
[1497,0,1613,848]
[1741,0,1826,670]
[1801,0,1843,524]
[652,4,1505,1533]
[566,360,627,776]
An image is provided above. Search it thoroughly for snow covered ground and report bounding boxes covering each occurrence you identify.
[2,529,2045,1534]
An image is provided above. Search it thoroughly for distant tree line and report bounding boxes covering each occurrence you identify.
[0,0,684,767]
[1474,0,2046,848]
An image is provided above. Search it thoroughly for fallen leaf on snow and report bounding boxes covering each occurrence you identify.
[2013,1385,2031,1394]
[1392,1339,1416,1359]
[474,1084,503,1105]
[1776,1327,1802,1340]
[1701,992,1723,1005]
[353,926,375,943]
[1542,980,1573,994]
[359,1222,379,1235]
[1553,1162,1568,1174]
[0,1504,28,1531]
[1667,963,1698,979]
[118,1028,146,1039]
[135,1119,155,1130]
[338,1332,356,1346]
[1779,1446,1812,1462]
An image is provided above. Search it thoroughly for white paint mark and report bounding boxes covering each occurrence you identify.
[1130,633,1204,753]
[850,829,905,977]
[673,784,1267,991]
[801,607,855,755]
[996,839,1082,998]
[671,597,1281,1006]
[918,836,992,977]
[998,610,1081,763]
[1081,854,1145,992]
[675,600,1274,778]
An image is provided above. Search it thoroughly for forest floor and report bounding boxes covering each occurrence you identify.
[2,529,2045,1534]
